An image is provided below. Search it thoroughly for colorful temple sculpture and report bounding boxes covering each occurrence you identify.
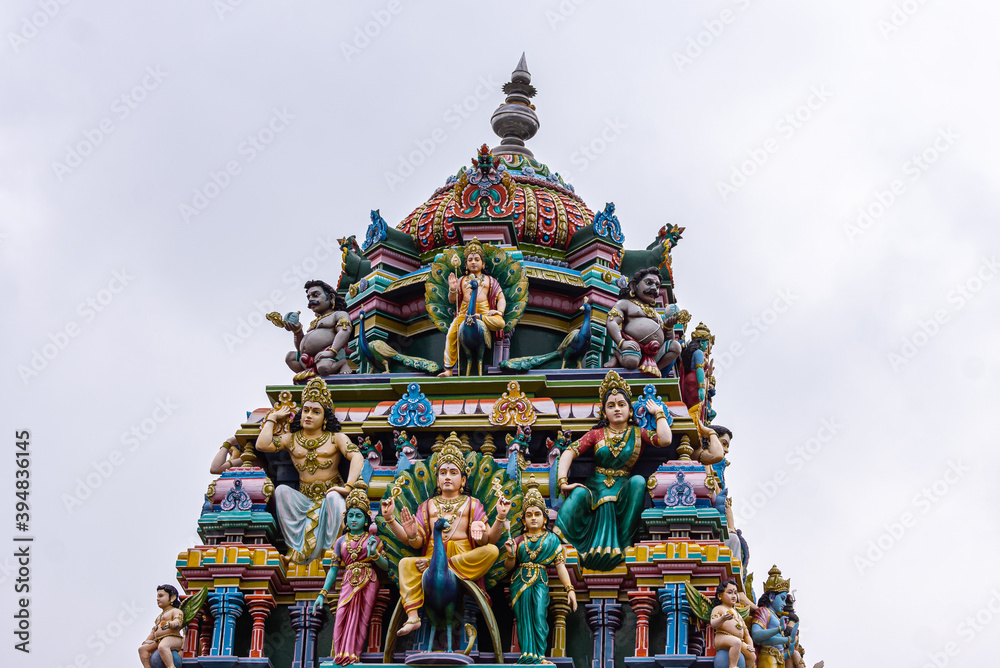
[160,54,822,668]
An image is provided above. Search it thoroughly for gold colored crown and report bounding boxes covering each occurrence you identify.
[345,487,371,513]
[435,434,469,475]
[598,369,632,403]
[464,237,486,260]
[763,565,790,593]
[692,322,715,345]
[300,377,334,411]
[522,477,546,514]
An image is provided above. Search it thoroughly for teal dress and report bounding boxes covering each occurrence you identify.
[555,426,671,570]
[510,531,565,664]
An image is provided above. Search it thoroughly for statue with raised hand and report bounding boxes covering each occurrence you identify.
[268,279,353,383]
[605,267,682,377]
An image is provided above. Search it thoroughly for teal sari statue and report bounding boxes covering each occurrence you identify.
[554,370,675,570]
[504,483,577,664]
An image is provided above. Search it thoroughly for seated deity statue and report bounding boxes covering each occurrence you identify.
[255,377,364,564]
[268,279,353,383]
[605,267,683,378]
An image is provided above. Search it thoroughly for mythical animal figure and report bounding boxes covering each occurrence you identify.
[393,429,420,473]
[377,434,520,657]
[267,280,353,383]
[501,297,593,371]
[254,377,365,564]
[424,237,528,376]
[357,308,441,374]
[138,584,206,668]
[313,488,387,665]
[503,482,578,664]
[605,267,682,377]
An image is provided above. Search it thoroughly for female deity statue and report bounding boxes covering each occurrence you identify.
[313,487,387,665]
[504,483,577,664]
[554,369,678,570]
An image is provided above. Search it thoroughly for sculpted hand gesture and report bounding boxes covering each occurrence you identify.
[380,496,395,518]
[469,520,487,542]
[400,506,417,539]
[495,496,512,521]
[644,398,662,417]
[271,405,293,423]
[448,272,460,292]
[504,538,516,555]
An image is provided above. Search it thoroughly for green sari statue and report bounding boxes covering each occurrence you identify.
[555,370,676,570]
[504,485,577,664]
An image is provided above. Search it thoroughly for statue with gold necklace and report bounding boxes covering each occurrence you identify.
[555,370,722,570]
[255,376,365,564]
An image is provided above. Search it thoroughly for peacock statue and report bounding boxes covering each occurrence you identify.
[357,308,441,374]
[459,279,491,376]
[501,296,593,371]
[424,240,529,376]
[421,517,477,654]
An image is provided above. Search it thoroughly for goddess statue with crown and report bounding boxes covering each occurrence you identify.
[503,480,577,664]
[555,370,724,570]
[312,487,387,666]
[254,377,365,564]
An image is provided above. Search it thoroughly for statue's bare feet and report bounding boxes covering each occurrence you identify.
[438,369,453,377]
[398,617,421,636]
[415,558,429,573]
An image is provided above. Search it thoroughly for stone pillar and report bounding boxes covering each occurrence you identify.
[182,612,201,658]
[247,596,276,658]
[550,591,571,658]
[658,584,692,656]
[290,600,326,668]
[198,610,213,657]
[585,598,624,668]
[207,587,245,656]
[365,588,391,654]
[628,591,657,658]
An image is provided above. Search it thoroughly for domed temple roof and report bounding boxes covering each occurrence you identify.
[395,54,596,254]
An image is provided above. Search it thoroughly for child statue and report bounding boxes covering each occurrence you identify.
[138,585,186,668]
[313,487,388,665]
[504,482,577,664]
[710,580,756,668]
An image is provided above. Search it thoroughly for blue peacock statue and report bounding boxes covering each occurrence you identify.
[501,296,593,371]
[357,308,441,374]
[459,279,491,376]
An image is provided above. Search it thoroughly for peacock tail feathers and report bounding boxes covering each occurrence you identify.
[499,350,560,371]
[557,328,579,354]
[371,340,441,374]
[484,244,528,335]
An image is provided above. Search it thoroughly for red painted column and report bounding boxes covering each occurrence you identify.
[182,613,201,658]
[247,596,276,658]
[629,591,657,658]
[198,610,214,657]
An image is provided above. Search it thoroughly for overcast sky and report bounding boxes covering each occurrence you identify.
[3,2,999,667]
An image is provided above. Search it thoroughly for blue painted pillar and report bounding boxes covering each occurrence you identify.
[207,586,245,656]
[290,601,325,668]
[586,599,624,668]
[658,584,692,656]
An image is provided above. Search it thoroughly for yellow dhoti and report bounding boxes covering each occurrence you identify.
[754,644,784,668]
[398,539,499,612]
[443,298,504,369]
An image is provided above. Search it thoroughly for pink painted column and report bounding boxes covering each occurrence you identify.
[366,589,391,654]
[182,613,201,658]
[247,596,276,658]
[628,591,657,658]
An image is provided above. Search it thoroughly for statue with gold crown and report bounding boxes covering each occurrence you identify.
[555,370,723,570]
[376,432,522,656]
[750,566,806,668]
[424,237,528,376]
[254,377,366,564]
[503,480,577,664]
[312,487,388,666]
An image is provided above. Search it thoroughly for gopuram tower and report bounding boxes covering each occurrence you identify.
[167,55,818,668]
